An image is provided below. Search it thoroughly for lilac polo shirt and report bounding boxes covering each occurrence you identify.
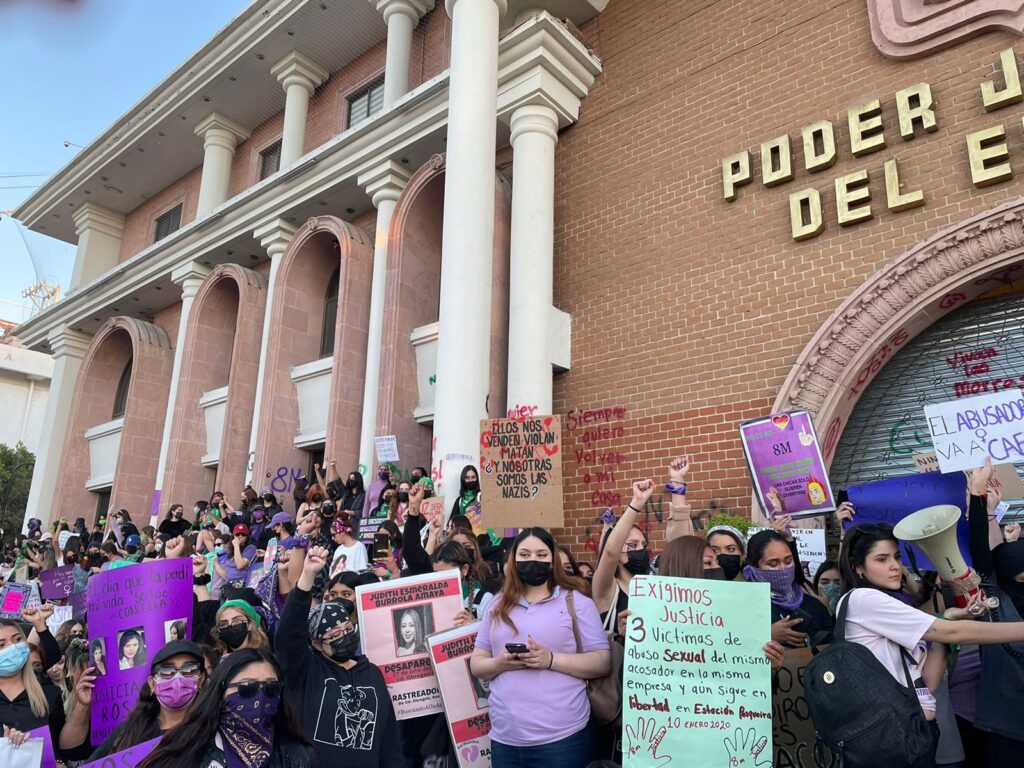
[476,587,609,747]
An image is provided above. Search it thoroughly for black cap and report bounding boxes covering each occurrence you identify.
[151,640,204,670]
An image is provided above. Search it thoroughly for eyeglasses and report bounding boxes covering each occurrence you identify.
[154,661,203,680]
[226,679,282,699]
[216,618,250,631]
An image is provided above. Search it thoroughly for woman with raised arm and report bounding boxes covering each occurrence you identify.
[592,478,655,631]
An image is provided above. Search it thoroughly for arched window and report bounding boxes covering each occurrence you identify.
[111,360,133,419]
[320,268,340,358]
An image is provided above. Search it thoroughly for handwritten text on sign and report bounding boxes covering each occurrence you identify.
[479,416,563,528]
[623,576,772,768]
[924,389,1024,472]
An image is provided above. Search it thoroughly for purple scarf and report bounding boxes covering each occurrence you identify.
[219,690,277,768]
[743,564,804,612]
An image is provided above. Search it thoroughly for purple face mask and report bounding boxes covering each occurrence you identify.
[378,470,390,481]
[154,675,199,710]
[743,564,804,612]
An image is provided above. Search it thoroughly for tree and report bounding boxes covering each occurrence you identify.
[0,442,35,542]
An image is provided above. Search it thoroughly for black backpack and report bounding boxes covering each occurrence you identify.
[804,590,935,768]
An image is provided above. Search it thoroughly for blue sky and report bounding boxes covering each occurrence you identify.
[0,0,248,322]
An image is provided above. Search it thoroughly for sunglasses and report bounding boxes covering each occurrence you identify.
[215,618,250,631]
[227,679,282,699]
[154,661,203,680]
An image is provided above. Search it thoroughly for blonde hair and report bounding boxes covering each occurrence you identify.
[214,621,271,655]
[0,621,48,719]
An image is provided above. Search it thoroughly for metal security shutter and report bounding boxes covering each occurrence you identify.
[830,289,1024,516]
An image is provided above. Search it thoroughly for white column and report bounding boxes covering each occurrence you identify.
[194,113,250,217]
[375,0,434,107]
[150,262,211,525]
[356,160,411,472]
[247,219,298,485]
[506,104,558,414]
[22,327,92,530]
[70,203,125,291]
[432,0,507,497]
[271,52,328,168]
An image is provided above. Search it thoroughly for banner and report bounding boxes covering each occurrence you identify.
[0,583,31,619]
[38,565,77,600]
[375,435,400,463]
[770,648,835,768]
[749,528,827,580]
[357,570,464,720]
[428,623,492,768]
[623,576,772,768]
[87,558,193,744]
[924,389,1024,472]
[845,472,970,571]
[77,736,162,768]
[739,411,836,519]
[479,416,563,527]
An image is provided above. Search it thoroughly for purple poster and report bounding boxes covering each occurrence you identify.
[69,588,88,620]
[739,410,837,519]
[39,565,77,601]
[27,725,56,768]
[77,736,162,768]
[87,559,192,745]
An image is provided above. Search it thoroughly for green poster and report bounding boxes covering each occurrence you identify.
[623,575,773,768]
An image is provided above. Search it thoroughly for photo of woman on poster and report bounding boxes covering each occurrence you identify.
[466,659,489,709]
[118,627,147,669]
[165,619,188,642]
[393,607,429,657]
[91,637,107,676]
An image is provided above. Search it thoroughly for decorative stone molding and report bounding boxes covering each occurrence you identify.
[358,159,412,207]
[374,0,435,24]
[774,197,1024,463]
[271,51,329,96]
[72,203,125,240]
[194,112,250,149]
[867,0,1024,60]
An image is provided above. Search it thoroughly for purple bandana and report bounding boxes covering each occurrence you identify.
[743,564,804,612]
[219,689,279,768]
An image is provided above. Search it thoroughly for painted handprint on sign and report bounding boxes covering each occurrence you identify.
[625,718,672,768]
[723,727,770,768]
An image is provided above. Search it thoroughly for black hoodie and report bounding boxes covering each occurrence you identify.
[276,586,409,768]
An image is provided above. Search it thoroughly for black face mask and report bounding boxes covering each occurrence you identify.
[716,554,743,582]
[219,623,249,651]
[397,492,409,504]
[328,632,359,663]
[464,481,480,493]
[703,567,726,581]
[347,480,357,489]
[624,549,650,575]
[515,560,552,587]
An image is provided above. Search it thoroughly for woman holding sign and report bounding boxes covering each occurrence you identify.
[471,528,610,768]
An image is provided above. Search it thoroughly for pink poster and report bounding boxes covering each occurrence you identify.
[428,623,491,768]
[357,570,463,720]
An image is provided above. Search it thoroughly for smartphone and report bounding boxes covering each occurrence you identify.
[373,532,390,559]
[505,643,528,655]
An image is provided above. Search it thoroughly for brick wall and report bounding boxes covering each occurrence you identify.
[118,167,202,262]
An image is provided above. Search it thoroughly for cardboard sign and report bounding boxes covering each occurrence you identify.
[479,416,563,528]
[749,528,827,579]
[739,411,836,519]
[771,648,828,768]
[623,576,772,768]
[845,472,970,572]
[45,605,73,637]
[917,449,1024,500]
[38,565,77,600]
[421,496,446,526]
[0,583,31,619]
[924,389,1024,472]
[77,736,161,768]
[88,559,193,744]
[428,623,492,768]
[356,570,464,720]
[375,435,400,463]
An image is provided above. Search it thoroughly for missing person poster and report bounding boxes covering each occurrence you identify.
[739,411,836,519]
[87,558,193,744]
[479,416,563,528]
[357,570,464,720]
[623,576,772,768]
[428,623,491,768]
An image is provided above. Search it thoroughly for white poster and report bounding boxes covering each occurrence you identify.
[924,389,1024,473]
[750,527,827,579]
[375,435,400,463]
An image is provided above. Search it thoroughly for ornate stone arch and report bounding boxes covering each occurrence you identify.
[774,198,1024,468]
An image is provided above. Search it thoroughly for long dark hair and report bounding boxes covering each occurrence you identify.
[346,471,365,497]
[746,529,809,587]
[492,528,588,630]
[137,649,307,768]
[838,523,902,595]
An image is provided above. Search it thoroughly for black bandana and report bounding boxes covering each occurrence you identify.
[308,599,354,640]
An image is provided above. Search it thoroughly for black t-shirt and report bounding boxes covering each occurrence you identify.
[157,518,190,539]
[770,592,834,648]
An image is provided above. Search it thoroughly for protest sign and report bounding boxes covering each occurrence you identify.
[357,570,464,720]
[0,582,31,619]
[479,416,563,527]
[845,472,970,571]
[421,496,446,526]
[428,623,492,768]
[58,531,76,551]
[771,648,828,768]
[87,558,192,744]
[46,604,73,637]
[623,575,772,768]
[38,564,76,600]
[375,435,400,463]
[749,528,827,579]
[69,588,88,620]
[27,725,56,768]
[916,449,1024,499]
[739,411,836,519]
[359,515,391,546]
[0,737,43,768]
[924,389,1024,472]
[77,737,162,768]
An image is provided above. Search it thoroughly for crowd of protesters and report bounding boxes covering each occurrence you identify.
[0,454,1023,768]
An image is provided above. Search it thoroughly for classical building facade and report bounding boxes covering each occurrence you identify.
[14,0,1024,551]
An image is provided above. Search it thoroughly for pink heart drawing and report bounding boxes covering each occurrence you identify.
[770,414,790,430]
[460,745,480,762]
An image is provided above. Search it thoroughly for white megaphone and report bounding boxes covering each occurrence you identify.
[894,505,994,612]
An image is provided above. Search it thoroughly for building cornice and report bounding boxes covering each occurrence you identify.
[271,51,329,94]
[72,203,126,239]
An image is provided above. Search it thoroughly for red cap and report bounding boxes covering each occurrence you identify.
[232,524,250,536]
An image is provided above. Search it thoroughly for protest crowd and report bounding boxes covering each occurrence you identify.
[1,449,1024,768]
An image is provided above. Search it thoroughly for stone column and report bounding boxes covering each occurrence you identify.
[374,0,435,107]
[506,104,558,414]
[70,203,125,291]
[22,327,92,530]
[431,0,507,496]
[150,262,211,524]
[271,52,328,168]
[194,113,249,217]
[356,160,411,473]
[246,219,298,485]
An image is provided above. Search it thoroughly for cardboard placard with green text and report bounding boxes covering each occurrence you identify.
[479,416,562,528]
